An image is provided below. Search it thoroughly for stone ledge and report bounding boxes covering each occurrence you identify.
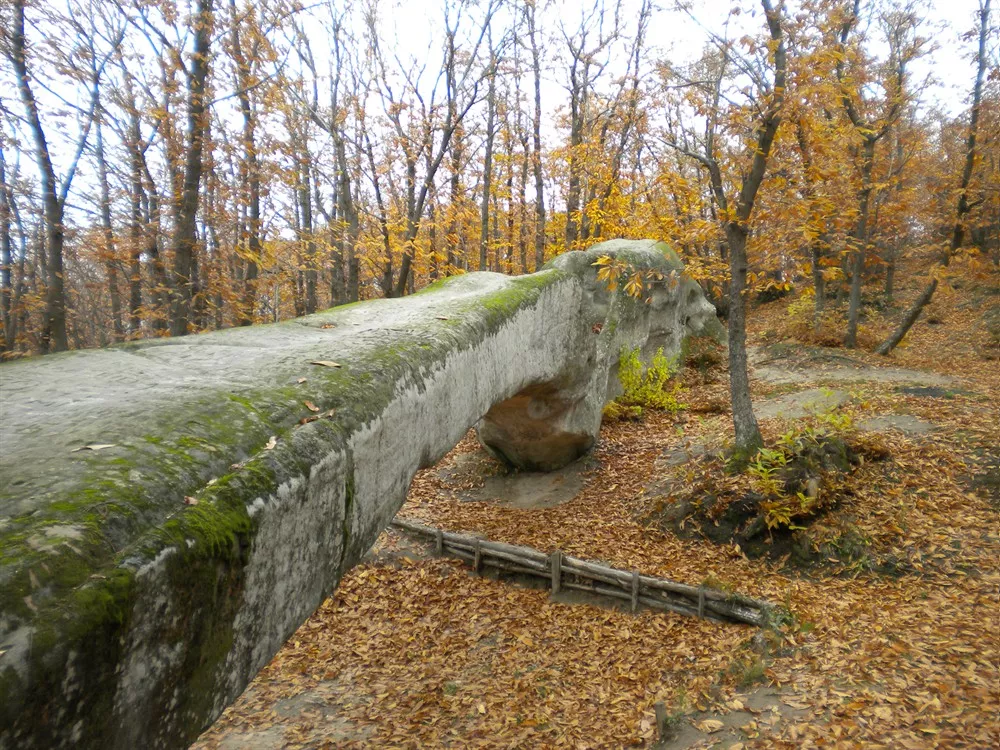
[0,240,720,749]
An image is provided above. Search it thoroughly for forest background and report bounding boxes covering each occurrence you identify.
[0,0,996,363]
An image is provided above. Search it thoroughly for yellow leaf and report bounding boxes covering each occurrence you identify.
[695,718,725,733]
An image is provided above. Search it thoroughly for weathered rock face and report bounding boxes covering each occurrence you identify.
[478,245,720,470]
[0,240,720,750]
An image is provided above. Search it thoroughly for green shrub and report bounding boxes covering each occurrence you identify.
[615,346,684,415]
[750,410,857,530]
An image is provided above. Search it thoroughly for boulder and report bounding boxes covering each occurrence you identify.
[0,240,720,749]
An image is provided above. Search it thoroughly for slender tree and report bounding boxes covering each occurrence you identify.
[5,1,100,351]
[835,0,913,348]
[168,0,214,336]
[878,0,992,354]
[663,0,788,457]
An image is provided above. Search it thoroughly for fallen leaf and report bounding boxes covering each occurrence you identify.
[477,703,486,715]
[436,315,450,320]
[72,443,117,452]
[297,377,307,384]
[304,401,320,412]
[310,360,342,368]
[184,496,199,505]
[695,719,725,733]
[320,323,336,329]
[781,697,810,710]
[264,436,278,450]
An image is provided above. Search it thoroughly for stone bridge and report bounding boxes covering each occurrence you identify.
[0,240,721,749]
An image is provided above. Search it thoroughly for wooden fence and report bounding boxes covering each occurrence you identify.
[390,518,774,627]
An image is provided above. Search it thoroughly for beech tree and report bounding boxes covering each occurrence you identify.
[878,0,993,354]
[4,0,106,351]
[834,0,919,348]
[660,0,788,457]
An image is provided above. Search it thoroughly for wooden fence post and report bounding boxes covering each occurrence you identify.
[654,701,669,740]
[631,571,640,612]
[550,550,562,594]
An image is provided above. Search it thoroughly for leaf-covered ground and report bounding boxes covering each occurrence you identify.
[194,262,999,749]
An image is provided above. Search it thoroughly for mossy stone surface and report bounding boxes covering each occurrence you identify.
[0,240,721,749]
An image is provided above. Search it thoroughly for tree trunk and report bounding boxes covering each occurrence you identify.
[363,129,394,298]
[335,133,359,302]
[527,2,546,269]
[95,116,124,342]
[480,59,497,271]
[845,137,875,348]
[812,240,826,331]
[10,0,69,352]
[723,0,785,456]
[124,100,145,336]
[230,0,260,325]
[169,0,213,337]
[565,65,584,249]
[299,156,318,314]
[726,225,762,457]
[143,165,170,333]
[519,133,530,273]
[0,150,13,351]
[883,244,896,306]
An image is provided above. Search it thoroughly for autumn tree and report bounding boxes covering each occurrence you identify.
[877,0,993,353]
[3,0,109,351]
[833,0,921,347]
[660,0,788,457]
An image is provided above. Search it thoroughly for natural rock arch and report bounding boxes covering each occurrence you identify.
[0,240,721,749]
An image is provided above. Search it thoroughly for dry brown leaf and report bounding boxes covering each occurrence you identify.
[695,719,724,733]
[304,401,320,412]
[310,360,342,368]
[72,443,117,452]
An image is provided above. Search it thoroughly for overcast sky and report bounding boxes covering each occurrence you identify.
[370,0,988,117]
[4,0,990,225]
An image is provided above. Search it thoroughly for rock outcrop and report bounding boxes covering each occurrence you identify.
[0,240,720,749]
